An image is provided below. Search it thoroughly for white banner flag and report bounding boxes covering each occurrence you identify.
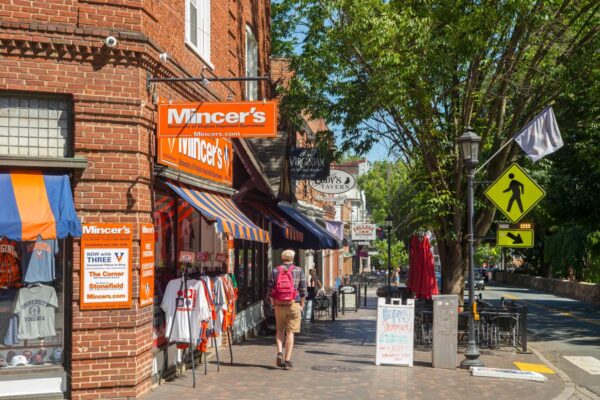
[514,107,563,162]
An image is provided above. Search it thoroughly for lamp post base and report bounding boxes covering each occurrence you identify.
[460,345,484,369]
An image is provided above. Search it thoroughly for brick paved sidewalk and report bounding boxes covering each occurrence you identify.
[144,290,564,400]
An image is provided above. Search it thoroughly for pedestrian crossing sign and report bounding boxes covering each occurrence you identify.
[485,163,546,223]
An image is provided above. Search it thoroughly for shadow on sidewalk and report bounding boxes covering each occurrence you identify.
[208,361,279,370]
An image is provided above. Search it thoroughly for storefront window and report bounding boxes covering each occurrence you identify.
[0,236,67,372]
[154,193,175,270]
[152,190,176,349]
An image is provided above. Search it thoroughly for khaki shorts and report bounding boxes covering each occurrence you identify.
[274,302,301,333]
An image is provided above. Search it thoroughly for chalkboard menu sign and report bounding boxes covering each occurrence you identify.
[339,285,357,311]
[375,297,414,366]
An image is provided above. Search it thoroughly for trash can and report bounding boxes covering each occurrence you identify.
[432,295,459,369]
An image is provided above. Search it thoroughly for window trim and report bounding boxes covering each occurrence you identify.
[245,25,259,101]
[185,0,213,69]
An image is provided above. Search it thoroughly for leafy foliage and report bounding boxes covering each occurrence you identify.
[371,239,408,271]
[273,0,600,292]
[475,243,500,268]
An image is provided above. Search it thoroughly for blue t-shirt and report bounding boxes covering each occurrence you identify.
[21,237,58,284]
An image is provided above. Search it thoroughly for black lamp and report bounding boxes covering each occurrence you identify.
[458,127,484,369]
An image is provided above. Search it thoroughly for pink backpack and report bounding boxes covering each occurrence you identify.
[271,265,297,302]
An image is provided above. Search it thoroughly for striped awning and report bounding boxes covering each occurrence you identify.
[0,170,82,241]
[242,201,304,242]
[165,181,269,243]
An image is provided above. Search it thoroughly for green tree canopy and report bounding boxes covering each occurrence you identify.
[273,0,600,294]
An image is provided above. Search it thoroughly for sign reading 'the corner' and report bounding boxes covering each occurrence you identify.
[80,223,133,310]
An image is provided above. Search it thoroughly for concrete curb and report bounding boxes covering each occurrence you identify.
[529,345,575,400]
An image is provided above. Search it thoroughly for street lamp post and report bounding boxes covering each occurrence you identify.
[384,214,393,303]
[458,127,485,369]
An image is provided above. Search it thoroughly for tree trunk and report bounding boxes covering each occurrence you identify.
[437,235,466,304]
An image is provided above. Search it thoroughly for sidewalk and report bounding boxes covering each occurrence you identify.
[144,290,565,400]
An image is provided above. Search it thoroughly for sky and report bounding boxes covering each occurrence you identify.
[333,127,393,163]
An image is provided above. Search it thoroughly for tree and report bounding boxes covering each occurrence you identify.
[537,46,600,283]
[372,239,408,271]
[273,0,600,297]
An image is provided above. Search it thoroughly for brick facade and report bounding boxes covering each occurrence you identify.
[0,1,270,398]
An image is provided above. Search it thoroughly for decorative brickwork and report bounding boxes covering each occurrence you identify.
[0,1,271,398]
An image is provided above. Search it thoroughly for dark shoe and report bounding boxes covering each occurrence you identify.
[276,352,284,368]
[284,360,293,370]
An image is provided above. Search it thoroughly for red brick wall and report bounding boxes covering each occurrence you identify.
[0,0,271,398]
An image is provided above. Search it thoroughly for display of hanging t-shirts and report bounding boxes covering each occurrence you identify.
[13,284,58,339]
[161,278,211,343]
[212,277,228,334]
[20,236,58,284]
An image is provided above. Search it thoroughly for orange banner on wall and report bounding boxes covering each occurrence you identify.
[80,223,133,310]
[139,223,155,307]
[157,101,278,138]
[158,137,233,185]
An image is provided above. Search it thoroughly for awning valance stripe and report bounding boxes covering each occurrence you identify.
[277,204,339,250]
[166,181,269,243]
[0,171,82,241]
[241,201,304,242]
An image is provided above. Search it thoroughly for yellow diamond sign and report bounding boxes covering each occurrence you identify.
[485,163,546,223]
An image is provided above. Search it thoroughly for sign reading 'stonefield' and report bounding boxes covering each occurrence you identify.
[157,101,277,138]
[158,137,233,185]
[80,223,133,311]
[309,170,355,194]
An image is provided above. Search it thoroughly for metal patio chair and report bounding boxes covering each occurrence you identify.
[314,296,331,320]
[492,314,518,348]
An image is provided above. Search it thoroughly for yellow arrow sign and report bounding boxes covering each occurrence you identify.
[485,163,546,223]
[497,225,534,248]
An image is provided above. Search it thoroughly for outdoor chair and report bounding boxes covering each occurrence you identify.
[416,310,433,345]
[491,315,518,348]
[314,296,331,320]
[457,313,469,344]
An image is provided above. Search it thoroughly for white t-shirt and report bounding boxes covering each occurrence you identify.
[13,284,58,339]
[161,278,210,343]
[212,277,228,334]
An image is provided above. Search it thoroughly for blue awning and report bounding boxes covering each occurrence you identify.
[0,171,82,241]
[277,204,340,250]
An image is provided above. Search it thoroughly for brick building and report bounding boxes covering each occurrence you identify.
[0,1,273,399]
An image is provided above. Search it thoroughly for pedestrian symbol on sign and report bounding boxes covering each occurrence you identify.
[485,163,546,223]
[504,173,525,214]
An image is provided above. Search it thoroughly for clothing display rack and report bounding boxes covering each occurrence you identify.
[165,264,197,387]
[162,262,238,386]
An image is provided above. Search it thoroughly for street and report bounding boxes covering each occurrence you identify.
[479,284,600,397]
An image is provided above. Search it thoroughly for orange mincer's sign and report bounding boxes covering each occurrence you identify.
[80,223,133,310]
[158,137,233,185]
[139,223,155,307]
[157,101,278,138]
